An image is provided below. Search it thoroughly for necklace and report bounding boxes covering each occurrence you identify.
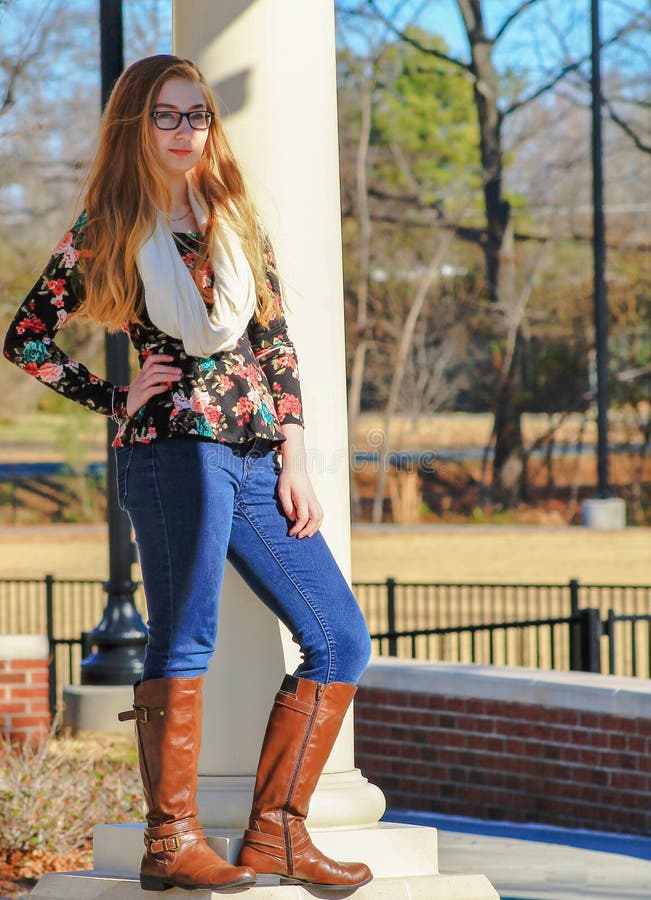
[168,206,191,222]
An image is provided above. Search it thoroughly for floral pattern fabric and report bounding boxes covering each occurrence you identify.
[3,218,303,448]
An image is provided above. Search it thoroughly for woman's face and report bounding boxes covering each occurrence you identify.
[150,77,211,180]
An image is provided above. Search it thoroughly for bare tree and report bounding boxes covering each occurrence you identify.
[340,0,649,505]
[371,232,454,521]
[0,0,171,408]
[347,74,374,518]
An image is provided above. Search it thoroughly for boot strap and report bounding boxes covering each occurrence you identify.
[242,829,284,852]
[243,826,311,854]
[145,823,204,855]
[117,705,167,723]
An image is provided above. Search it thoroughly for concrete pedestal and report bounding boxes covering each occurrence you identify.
[582,497,626,530]
[31,871,498,899]
[62,684,134,735]
[30,821,498,899]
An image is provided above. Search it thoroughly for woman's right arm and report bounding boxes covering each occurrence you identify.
[2,223,131,423]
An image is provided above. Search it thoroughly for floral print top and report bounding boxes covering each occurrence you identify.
[3,216,303,448]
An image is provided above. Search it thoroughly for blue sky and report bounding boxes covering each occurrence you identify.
[0,0,647,126]
[3,0,648,76]
[386,0,650,57]
[337,0,650,91]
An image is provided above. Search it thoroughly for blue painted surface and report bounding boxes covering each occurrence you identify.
[0,441,647,480]
[385,809,651,861]
[0,461,106,479]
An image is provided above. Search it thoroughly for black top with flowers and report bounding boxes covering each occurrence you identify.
[3,216,303,449]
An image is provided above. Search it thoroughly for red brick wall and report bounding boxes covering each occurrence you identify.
[0,657,50,743]
[355,685,651,836]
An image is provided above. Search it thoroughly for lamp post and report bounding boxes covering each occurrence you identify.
[591,0,609,498]
[582,0,626,529]
[80,0,147,685]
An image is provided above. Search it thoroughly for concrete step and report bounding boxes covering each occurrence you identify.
[31,870,499,899]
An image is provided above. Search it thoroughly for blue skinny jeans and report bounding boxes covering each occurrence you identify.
[115,437,371,685]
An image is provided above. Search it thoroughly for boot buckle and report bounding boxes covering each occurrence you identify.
[117,705,150,723]
[146,835,180,853]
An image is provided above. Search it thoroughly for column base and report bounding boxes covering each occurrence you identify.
[33,820,499,898]
[59,820,499,898]
[62,685,134,735]
[94,821,437,879]
[31,870,498,899]
[196,768,386,829]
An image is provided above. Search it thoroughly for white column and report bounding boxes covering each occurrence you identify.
[173,0,385,830]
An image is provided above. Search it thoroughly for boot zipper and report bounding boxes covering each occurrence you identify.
[284,683,325,875]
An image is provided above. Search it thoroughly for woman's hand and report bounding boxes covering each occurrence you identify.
[126,354,182,419]
[277,424,323,538]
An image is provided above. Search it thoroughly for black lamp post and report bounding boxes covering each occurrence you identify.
[590,0,610,498]
[81,0,148,685]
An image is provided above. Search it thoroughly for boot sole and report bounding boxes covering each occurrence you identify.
[280,874,373,891]
[140,874,257,891]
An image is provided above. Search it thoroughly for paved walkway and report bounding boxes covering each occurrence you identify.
[390,813,651,900]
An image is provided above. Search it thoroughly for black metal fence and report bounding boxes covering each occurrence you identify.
[0,575,146,715]
[355,578,651,677]
[1,575,650,715]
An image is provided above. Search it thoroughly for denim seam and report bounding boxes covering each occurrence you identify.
[151,442,174,677]
[236,500,337,683]
[116,445,134,510]
[123,445,134,509]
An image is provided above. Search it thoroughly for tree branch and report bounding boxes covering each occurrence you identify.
[0,1,61,116]
[493,0,542,44]
[616,363,651,383]
[602,95,651,153]
[503,61,584,118]
[570,65,651,154]
[606,93,651,110]
[364,0,473,76]
[504,16,646,117]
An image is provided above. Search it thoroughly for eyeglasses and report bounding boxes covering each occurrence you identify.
[151,110,214,131]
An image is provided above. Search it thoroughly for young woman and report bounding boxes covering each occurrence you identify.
[3,55,372,893]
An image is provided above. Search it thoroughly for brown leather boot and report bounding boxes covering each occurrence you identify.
[118,677,256,892]
[238,675,372,891]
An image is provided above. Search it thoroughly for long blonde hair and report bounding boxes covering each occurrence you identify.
[77,55,276,331]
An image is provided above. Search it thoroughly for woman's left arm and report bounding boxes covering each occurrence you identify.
[248,241,322,537]
[248,318,323,538]
[276,423,324,539]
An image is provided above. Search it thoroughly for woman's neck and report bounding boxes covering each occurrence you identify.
[165,174,199,232]
[168,176,189,211]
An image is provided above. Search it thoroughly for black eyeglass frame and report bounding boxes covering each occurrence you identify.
[151,110,214,131]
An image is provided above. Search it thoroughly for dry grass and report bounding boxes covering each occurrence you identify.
[0,522,649,585]
[0,409,621,461]
[353,411,596,450]
[351,527,651,585]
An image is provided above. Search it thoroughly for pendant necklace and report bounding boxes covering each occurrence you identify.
[168,206,191,223]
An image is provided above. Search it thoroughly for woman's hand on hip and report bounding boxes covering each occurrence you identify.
[126,354,182,419]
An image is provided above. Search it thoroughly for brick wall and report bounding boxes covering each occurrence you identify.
[355,660,651,837]
[0,636,50,743]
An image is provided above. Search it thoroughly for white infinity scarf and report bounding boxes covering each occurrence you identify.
[137,181,256,357]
